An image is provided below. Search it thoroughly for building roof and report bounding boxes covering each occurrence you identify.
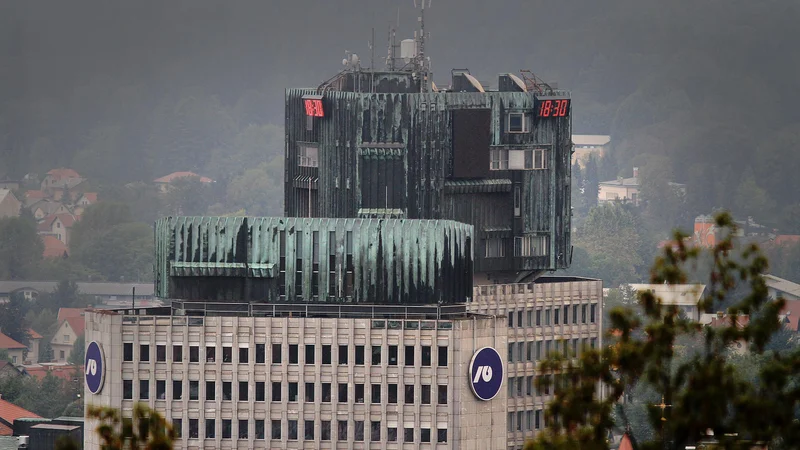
[0,398,41,428]
[708,314,750,329]
[153,171,213,184]
[79,192,98,203]
[0,190,18,205]
[46,168,81,179]
[599,176,639,187]
[25,190,46,200]
[0,281,155,298]
[765,274,800,299]
[628,283,706,307]
[0,423,12,436]
[772,235,800,246]
[56,308,85,322]
[0,333,26,350]
[24,364,81,382]
[62,317,85,337]
[27,329,42,340]
[37,213,77,232]
[572,134,611,146]
[41,235,68,259]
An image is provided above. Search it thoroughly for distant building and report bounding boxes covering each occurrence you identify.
[598,168,641,205]
[0,281,156,305]
[571,134,610,168]
[153,172,214,193]
[0,397,41,436]
[0,333,27,366]
[41,235,69,259]
[0,189,21,219]
[40,168,83,194]
[765,274,800,302]
[51,309,85,363]
[36,213,77,247]
[627,283,706,321]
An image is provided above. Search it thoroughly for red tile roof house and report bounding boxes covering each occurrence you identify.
[51,309,86,363]
[0,333,27,366]
[40,168,83,192]
[153,171,214,192]
[36,213,78,247]
[0,397,40,436]
[41,235,68,259]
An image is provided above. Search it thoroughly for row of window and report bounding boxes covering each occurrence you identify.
[123,379,449,405]
[484,236,549,258]
[175,417,447,443]
[507,337,598,363]
[123,342,449,367]
[490,148,547,171]
[507,410,544,433]
[508,303,597,328]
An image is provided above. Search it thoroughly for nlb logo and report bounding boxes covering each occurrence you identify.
[469,347,503,401]
[85,341,106,395]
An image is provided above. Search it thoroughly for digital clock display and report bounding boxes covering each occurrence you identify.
[303,96,324,117]
[535,98,570,118]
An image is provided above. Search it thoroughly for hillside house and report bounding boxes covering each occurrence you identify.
[627,283,706,321]
[23,190,47,207]
[0,190,21,219]
[25,329,42,364]
[0,361,23,381]
[0,397,40,436]
[572,134,610,168]
[40,168,83,194]
[0,333,27,365]
[37,213,77,247]
[30,200,70,220]
[153,171,214,193]
[41,235,68,259]
[599,168,641,205]
[50,309,85,363]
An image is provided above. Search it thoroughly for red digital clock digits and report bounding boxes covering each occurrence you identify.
[537,99,570,118]
[303,98,324,117]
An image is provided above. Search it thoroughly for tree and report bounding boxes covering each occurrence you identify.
[734,174,776,222]
[0,349,9,362]
[68,334,85,366]
[582,156,600,212]
[224,159,283,216]
[0,217,43,280]
[0,293,31,348]
[73,222,154,282]
[56,403,175,450]
[526,212,800,450]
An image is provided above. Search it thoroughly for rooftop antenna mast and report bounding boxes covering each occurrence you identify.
[386,9,400,71]
[414,0,432,92]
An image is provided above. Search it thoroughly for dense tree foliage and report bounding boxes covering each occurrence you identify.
[0,217,43,280]
[0,371,81,418]
[56,403,175,450]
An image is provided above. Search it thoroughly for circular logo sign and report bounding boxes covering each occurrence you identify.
[85,341,105,395]
[469,347,504,401]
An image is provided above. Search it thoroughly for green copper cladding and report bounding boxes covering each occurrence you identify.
[155,217,474,304]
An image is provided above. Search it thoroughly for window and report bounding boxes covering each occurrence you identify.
[438,346,448,367]
[156,345,166,362]
[271,420,281,439]
[438,428,448,443]
[526,410,533,430]
[256,382,265,401]
[515,235,548,257]
[272,382,281,401]
[438,385,448,404]
[404,427,414,443]
[239,347,248,364]
[371,421,381,442]
[388,383,398,403]
[239,419,248,439]
[321,420,331,441]
[517,376,524,397]
[239,381,248,401]
[305,382,315,402]
[205,346,215,363]
[287,344,298,364]
[485,238,505,257]
[156,380,166,399]
[338,345,348,364]
[582,304,588,323]
[545,308,551,326]
[123,379,133,399]
[189,419,199,439]
[190,345,199,362]
[173,380,182,400]
[590,303,597,323]
[508,343,514,362]
[514,185,521,216]
[526,341,533,361]
[173,345,183,362]
[355,345,365,365]
[508,112,527,133]
[338,420,348,441]
[421,346,431,366]
[253,343,265,364]
[205,419,215,439]
[371,384,381,403]
[355,383,364,403]
[526,375,533,396]
[123,343,133,361]
[388,427,398,442]
[405,345,414,366]
[139,380,149,400]
[272,343,282,363]
[490,149,509,170]
[421,428,431,443]
[288,420,298,440]
[222,346,232,363]
[536,309,541,326]
[563,305,570,325]
[388,345,398,365]
[298,144,319,167]
[206,381,215,400]
[404,384,415,404]
[554,308,560,325]
[322,344,331,364]
[305,344,315,364]
[354,421,364,441]
[421,384,431,404]
[189,380,199,400]
[573,305,578,324]
[535,410,542,429]
[174,419,182,438]
[222,381,232,401]
[222,419,232,439]
[319,382,331,402]
[255,419,265,440]
[140,344,150,362]
[371,345,381,365]
[517,411,524,431]
[338,383,347,402]
[508,412,514,432]
[288,382,298,402]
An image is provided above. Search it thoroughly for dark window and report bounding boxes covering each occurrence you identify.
[305,345,315,364]
[189,380,199,400]
[322,383,331,402]
[172,380,182,400]
[388,345,398,365]
[239,419,248,439]
[289,344,298,364]
[321,420,331,441]
[536,309,542,326]
[206,381,215,400]
[421,346,431,366]
[255,344,265,363]
[573,305,578,323]
[582,304,588,323]
[438,346,448,367]
[156,345,166,362]
[371,345,381,365]
[438,428,448,443]
[288,420,298,440]
[173,345,182,362]
[222,419,232,439]
[354,420,364,442]
[304,420,314,440]
[591,303,597,323]
[404,384,415,404]
[222,381,232,401]
[388,427,397,442]
[322,344,331,364]
[508,311,514,327]
[371,421,380,442]
[354,383,364,403]
[452,108,491,178]
[123,379,133,399]
[371,383,381,403]
[272,382,281,401]
[239,381,248,401]
[156,380,166,399]
[338,383,347,402]
[404,427,414,443]
[388,383,398,403]
[305,382,315,402]
[255,419,265,439]
[554,308,560,325]
[173,419,182,438]
[272,343,282,363]
[355,345,365,365]
[405,345,414,366]
[271,420,281,439]
[205,346,215,363]
[222,346,232,363]
[123,343,133,361]
[189,419,198,439]
[239,347,248,364]
[421,428,431,443]
[563,305,569,324]
[256,382,265,401]
[189,345,199,362]
[337,420,348,441]
[421,384,431,404]
[438,385,448,404]
[140,344,150,362]
[205,419,215,439]
[508,112,525,132]
[338,345,348,364]
[139,380,149,400]
[288,382,298,402]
